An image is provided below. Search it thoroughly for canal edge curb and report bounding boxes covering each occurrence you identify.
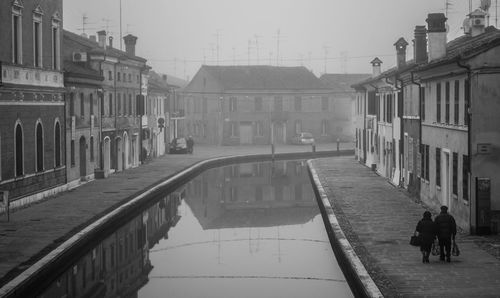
[307,159,383,298]
[0,150,353,297]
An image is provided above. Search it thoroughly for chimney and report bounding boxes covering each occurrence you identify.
[370,57,383,77]
[426,13,447,61]
[469,9,487,37]
[109,36,114,48]
[89,35,97,42]
[97,30,107,49]
[123,34,138,56]
[394,37,409,69]
[414,25,428,64]
[162,74,168,82]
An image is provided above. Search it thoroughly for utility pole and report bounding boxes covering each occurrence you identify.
[496,0,498,27]
[445,0,452,17]
[323,45,330,74]
[119,0,123,50]
[340,51,349,74]
[254,35,261,64]
[275,29,281,66]
[214,30,221,65]
[247,40,252,65]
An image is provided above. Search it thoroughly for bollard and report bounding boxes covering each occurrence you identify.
[271,143,275,160]
[336,138,340,152]
[312,143,316,153]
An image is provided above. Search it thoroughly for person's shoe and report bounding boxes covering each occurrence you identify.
[446,257,451,263]
[422,256,426,263]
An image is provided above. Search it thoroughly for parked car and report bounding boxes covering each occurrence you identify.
[169,137,188,154]
[292,132,315,145]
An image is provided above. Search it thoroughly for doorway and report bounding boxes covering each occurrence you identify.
[442,150,450,209]
[240,123,253,144]
[115,137,123,172]
[79,136,86,179]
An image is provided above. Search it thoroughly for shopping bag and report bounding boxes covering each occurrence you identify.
[431,240,440,256]
[410,232,422,247]
[452,240,460,256]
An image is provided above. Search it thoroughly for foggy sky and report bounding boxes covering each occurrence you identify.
[64,0,487,80]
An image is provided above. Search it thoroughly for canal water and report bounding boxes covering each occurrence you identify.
[40,160,353,298]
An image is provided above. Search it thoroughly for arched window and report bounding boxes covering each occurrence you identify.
[15,123,23,176]
[90,136,94,162]
[36,122,44,172]
[55,121,61,167]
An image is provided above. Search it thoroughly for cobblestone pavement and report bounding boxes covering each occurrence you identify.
[311,156,500,297]
[0,143,349,287]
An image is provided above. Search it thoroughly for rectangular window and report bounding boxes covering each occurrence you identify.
[12,14,22,64]
[445,81,450,124]
[229,97,237,112]
[90,93,94,115]
[108,71,113,81]
[117,72,121,82]
[34,21,42,67]
[463,155,469,201]
[202,97,207,114]
[274,96,283,111]
[254,97,262,111]
[70,93,75,116]
[52,26,60,70]
[70,140,75,166]
[420,86,425,121]
[425,145,430,181]
[117,94,122,115]
[129,94,132,116]
[109,93,114,116]
[294,96,302,111]
[421,144,425,178]
[453,152,458,196]
[256,121,264,136]
[90,137,94,162]
[436,83,442,123]
[295,120,302,134]
[464,78,470,126]
[367,92,376,115]
[321,96,329,111]
[80,93,85,117]
[454,80,459,124]
[321,120,328,135]
[230,122,239,137]
[387,94,393,124]
[436,147,441,187]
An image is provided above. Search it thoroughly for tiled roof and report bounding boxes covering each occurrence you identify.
[319,73,371,93]
[201,65,329,90]
[63,30,147,63]
[421,26,500,69]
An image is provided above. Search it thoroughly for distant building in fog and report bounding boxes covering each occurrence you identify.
[182,65,359,145]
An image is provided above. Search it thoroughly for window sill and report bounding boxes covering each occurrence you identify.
[453,194,458,200]
[436,186,441,191]
[462,199,469,206]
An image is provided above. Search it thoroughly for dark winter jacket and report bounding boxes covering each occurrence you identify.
[434,212,457,239]
[416,218,436,246]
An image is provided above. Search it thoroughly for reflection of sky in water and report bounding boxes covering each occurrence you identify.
[139,161,353,298]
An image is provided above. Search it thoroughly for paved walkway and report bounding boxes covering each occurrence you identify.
[0,143,349,287]
[311,157,500,297]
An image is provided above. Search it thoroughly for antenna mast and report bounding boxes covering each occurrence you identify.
[119,0,123,50]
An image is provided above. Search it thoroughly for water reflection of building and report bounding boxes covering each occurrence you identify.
[186,160,318,229]
[40,191,183,298]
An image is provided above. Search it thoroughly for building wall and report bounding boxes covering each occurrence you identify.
[420,77,470,230]
[469,49,500,231]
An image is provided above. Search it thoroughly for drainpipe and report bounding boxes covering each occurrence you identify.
[456,56,472,233]
[396,75,404,187]
[411,71,422,196]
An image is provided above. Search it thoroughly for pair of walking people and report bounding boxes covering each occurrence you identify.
[415,206,457,263]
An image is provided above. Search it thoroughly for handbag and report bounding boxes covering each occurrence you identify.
[410,232,422,247]
[452,240,460,256]
[431,240,440,256]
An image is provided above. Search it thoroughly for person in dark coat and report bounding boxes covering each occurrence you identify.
[186,136,194,154]
[416,211,436,263]
[434,205,457,262]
